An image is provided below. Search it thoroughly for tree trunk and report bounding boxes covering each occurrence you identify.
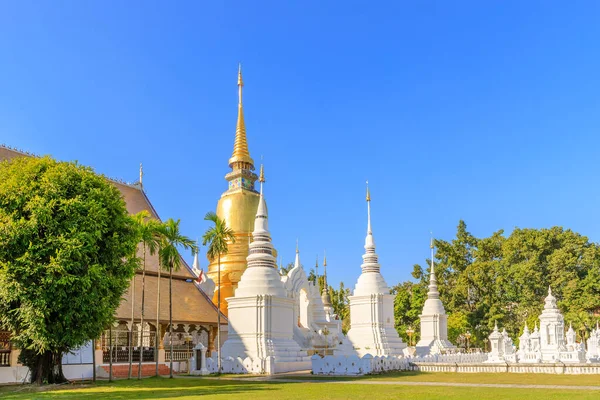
[92,338,96,382]
[169,261,173,378]
[128,275,135,379]
[155,266,161,377]
[138,244,146,379]
[28,350,68,385]
[217,253,221,374]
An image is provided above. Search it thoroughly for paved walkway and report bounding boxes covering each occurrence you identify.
[198,375,600,391]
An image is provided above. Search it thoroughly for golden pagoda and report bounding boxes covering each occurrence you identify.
[207,65,266,315]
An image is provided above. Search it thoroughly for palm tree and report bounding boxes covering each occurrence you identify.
[132,211,161,379]
[157,218,197,378]
[202,212,236,373]
[127,224,142,380]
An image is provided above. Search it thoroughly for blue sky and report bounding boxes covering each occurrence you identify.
[1,1,599,289]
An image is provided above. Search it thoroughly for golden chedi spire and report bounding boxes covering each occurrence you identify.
[209,65,272,316]
[229,64,254,169]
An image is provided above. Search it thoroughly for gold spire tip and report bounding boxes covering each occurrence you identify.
[323,250,327,266]
[366,180,371,202]
[296,238,299,253]
[229,64,253,168]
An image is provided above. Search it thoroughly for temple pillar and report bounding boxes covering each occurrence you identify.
[9,348,20,367]
[209,326,218,355]
[158,323,166,363]
[94,336,103,366]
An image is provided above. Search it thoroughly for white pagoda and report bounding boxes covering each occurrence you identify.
[346,184,406,357]
[221,166,310,373]
[415,238,456,356]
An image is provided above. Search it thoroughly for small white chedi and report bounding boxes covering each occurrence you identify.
[486,322,516,363]
[587,322,600,362]
[415,239,456,356]
[346,184,406,356]
[517,287,586,363]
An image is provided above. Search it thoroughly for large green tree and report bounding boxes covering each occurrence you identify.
[394,221,600,348]
[0,156,139,384]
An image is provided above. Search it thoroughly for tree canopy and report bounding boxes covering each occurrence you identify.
[0,156,139,383]
[393,220,600,346]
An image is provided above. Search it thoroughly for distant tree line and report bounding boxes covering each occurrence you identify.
[393,220,600,347]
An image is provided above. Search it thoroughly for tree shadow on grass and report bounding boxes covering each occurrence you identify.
[0,378,285,400]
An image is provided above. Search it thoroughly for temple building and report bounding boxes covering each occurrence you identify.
[0,145,226,381]
[207,65,267,316]
[415,238,456,355]
[346,184,406,357]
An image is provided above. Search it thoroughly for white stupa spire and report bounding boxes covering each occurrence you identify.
[192,239,200,272]
[294,239,301,269]
[322,251,332,306]
[247,163,274,268]
[252,164,268,235]
[235,163,286,297]
[361,181,380,273]
[427,235,440,299]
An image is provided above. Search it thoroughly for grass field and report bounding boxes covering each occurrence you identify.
[0,372,599,400]
[281,370,600,386]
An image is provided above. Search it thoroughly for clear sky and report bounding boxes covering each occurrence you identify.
[1,1,599,289]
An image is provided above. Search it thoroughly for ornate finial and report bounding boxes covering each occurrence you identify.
[366,181,372,235]
[229,64,254,169]
[322,252,328,295]
[259,163,265,183]
[139,163,143,186]
[296,239,299,254]
[323,250,327,267]
[238,63,244,88]
[315,254,319,278]
[428,233,436,291]
[548,285,552,295]
[494,320,498,331]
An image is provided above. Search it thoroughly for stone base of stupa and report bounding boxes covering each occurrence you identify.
[221,294,310,374]
[347,293,406,357]
[415,338,457,356]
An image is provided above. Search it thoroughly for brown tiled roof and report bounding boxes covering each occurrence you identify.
[116,274,223,324]
[0,145,225,325]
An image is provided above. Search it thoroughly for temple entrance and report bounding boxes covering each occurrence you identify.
[299,289,309,328]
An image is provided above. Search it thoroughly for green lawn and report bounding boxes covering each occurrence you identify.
[0,374,599,400]
[282,370,600,386]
